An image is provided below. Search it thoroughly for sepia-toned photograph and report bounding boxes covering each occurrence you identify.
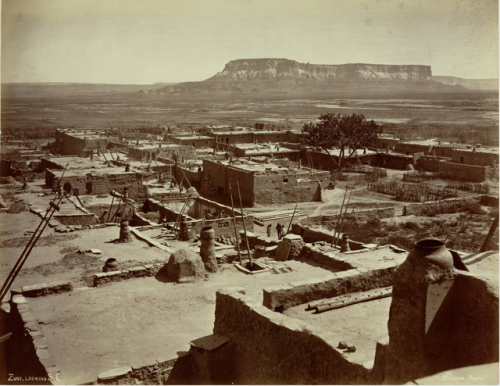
[0,0,498,384]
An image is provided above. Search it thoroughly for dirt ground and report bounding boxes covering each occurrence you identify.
[27,260,334,384]
[0,211,169,289]
[284,297,392,365]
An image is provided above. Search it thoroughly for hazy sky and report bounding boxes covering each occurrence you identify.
[2,0,498,84]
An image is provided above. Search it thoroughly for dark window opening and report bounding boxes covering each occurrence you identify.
[460,157,464,164]
[283,178,288,183]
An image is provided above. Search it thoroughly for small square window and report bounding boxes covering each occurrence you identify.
[283,178,288,183]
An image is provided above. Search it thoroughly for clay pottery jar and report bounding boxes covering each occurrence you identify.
[103,258,119,272]
[407,239,453,270]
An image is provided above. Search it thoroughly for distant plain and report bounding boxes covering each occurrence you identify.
[1,83,498,143]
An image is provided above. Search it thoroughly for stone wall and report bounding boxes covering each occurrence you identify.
[296,206,396,229]
[405,196,480,216]
[213,287,371,385]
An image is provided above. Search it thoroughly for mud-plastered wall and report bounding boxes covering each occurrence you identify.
[214,287,371,385]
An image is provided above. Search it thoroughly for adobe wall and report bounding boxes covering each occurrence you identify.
[253,173,325,206]
[187,196,242,219]
[290,224,366,250]
[438,161,490,182]
[215,132,254,144]
[371,153,413,170]
[213,287,371,385]
[394,143,430,155]
[173,165,203,189]
[442,271,499,371]
[87,172,147,199]
[451,149,499,167]
[40,158,65,172]
[262,260,398,311]
[415,156,444,172]
[53,214,97,226]
[202,160,255,205]
[45,170,87,193]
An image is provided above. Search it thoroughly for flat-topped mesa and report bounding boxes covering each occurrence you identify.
[210,58,432,82]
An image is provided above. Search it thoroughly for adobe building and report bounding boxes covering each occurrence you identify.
[53,128,119,155]
[170,136,216,149]
[201,159,329,206]
[451,146,499,167]
[230,143,299,159]
[45,167,148,199]
[213,129,300,147]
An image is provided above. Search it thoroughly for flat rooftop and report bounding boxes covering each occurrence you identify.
[284,296,391,365]
[172,136,213,141]
[211,159,316,175]
[25,259,337,384]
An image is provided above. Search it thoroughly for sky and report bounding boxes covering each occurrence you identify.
[1,0,499,84]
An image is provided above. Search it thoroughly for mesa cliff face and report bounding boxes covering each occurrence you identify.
[149,58,464,95]
[211,59,432,82]
[432,76,499,91]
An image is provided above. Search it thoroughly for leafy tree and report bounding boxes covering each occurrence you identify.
[301,112,381,171]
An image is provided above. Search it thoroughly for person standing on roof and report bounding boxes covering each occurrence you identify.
[267,224,272,238]
[276,223,282,240]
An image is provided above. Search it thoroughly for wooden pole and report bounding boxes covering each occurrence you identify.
[106,194,115,223]
[480,213,499,252]
[334,188,353,247]
[237,180,253,269]
[332,187,349,247]
[229,183,243,265]
[285,204,298,236]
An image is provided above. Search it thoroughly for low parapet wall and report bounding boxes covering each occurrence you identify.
[291,223,366,250]
[213,287,372,385]
[262,260,398,311]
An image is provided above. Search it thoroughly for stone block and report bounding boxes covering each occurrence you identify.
[36,347,50,359]
[106,271,122,282]
[129,266,147,277]
[32,336,48,349]
[307,277,326,285]
[20,311,36,324]
[39,356,56,369]
[47,280,73,294]
[22,283,48,297]
[12,295,27,304]
[132,359,158,372]
[29,330,43,338]
[24,321,40,332]
[98,366,132,381]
